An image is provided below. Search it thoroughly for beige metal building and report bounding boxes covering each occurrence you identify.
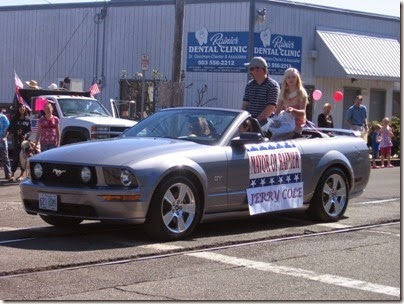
[0,0,399,127]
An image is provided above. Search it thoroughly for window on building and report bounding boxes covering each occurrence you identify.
[369,89,386,122]
[392,91,401,118]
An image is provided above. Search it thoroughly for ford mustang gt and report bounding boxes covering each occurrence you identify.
[20,107,370,241]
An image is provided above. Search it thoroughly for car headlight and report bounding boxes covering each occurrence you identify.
[81,166,92,183]
[103,167,138,187]
[121,169,133,186]
[34,163,43,179]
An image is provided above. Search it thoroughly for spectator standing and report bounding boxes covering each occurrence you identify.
[371,124,382,169]
[4,103,31,181]
[61,77,71,90]
[25,79,40,89]
[0,109,11,179]
[379,117,394,168]
[35,102,60,152]
[345,95,368,139]
[317,102,334,128]
[274,67,308,137]
[241,57,280,122]
[48,83,58,90]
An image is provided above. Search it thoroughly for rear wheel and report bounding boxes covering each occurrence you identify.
[307,167,349,222]
[144,176,202,241]
[39,215,83,227]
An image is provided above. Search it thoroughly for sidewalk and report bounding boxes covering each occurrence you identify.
[369,155,400,168]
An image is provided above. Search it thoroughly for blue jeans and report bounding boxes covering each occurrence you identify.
[1,139,11,178]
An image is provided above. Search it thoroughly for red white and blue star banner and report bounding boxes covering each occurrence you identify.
[245,141,303,215]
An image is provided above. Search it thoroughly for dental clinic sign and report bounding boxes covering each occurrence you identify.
[187,28,302,74]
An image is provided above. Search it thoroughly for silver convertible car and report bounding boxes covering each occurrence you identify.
[20,107,370,241]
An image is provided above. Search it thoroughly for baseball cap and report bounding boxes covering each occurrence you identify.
[244,56,268,68]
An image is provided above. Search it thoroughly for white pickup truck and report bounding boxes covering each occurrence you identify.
[17,88,136,145]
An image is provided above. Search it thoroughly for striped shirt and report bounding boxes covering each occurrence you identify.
[243,77,280,118]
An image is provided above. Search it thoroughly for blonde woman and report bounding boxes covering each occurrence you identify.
[274,68,308,136]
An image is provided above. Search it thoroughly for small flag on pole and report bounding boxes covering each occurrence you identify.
[89,83,101,98]
[14,71,31,111]
[14,71,24,89]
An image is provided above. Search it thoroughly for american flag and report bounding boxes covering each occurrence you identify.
[89,83,101,97]
[14,71,32,111]
[14,71,24,89]
[31,118,39,135]
[15,88,32,112]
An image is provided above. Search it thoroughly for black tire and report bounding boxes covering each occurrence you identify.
[307,167,349,222]
[39,215,83,227]
[144,176,202,241]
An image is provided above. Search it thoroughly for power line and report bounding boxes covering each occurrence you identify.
[40,8,92,83]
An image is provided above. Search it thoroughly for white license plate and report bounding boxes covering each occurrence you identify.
[39,193,58,211]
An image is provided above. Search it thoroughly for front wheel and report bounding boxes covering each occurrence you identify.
[144,176,202,241]
[307,167,349,222]
[39,215,83,227]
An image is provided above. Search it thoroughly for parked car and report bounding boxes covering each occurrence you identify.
[20,107,370,241]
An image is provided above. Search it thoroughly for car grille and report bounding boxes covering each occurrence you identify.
[30,162,97,187]
[23,199,97,217]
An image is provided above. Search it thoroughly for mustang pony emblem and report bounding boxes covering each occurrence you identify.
[53,169,67,177]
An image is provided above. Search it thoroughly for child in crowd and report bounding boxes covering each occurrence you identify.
[371,124,382,169]
[379,117,394,168]
[273,67,308,140]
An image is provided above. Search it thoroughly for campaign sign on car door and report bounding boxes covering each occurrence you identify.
[245,141,303,215]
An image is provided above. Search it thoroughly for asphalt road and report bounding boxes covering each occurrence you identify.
[0,167,401,301]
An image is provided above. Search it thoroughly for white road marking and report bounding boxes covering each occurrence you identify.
[316,222,351,229]
[188,251,400,298]
[356,198,399,205]
[141,244,183,250]
[368,230,401,237]
[142,243,400,298]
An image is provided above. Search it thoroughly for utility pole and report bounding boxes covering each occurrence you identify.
[248,0,256,63]
[170,0,185,106]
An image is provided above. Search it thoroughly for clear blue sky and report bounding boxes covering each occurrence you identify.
[0,0,400,17]
[289,0,400,17]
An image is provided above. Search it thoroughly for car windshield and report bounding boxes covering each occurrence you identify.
[58,98,110,117]
[121,108,240,145]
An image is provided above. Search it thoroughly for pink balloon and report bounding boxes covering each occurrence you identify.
[312,90,322,101]
[333,91,343,102]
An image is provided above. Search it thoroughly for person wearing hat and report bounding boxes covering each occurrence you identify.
[25,80,40,90]
[241,56,280,122]
[48,83,58,90]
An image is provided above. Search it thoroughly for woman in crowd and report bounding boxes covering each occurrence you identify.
[317,102,334,128]
[34,101,60,152]
[4,103,31,181]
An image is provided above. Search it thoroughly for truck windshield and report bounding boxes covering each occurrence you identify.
[58,99,110,117]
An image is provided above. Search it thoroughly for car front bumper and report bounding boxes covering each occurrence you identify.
[19,179,148,224]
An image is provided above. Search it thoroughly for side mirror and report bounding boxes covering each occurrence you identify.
[231,132,266,149]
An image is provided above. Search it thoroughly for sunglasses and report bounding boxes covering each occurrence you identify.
[249,67,261,71]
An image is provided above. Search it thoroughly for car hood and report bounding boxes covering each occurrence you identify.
[65,116,136,127]
[31,137,206,166]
